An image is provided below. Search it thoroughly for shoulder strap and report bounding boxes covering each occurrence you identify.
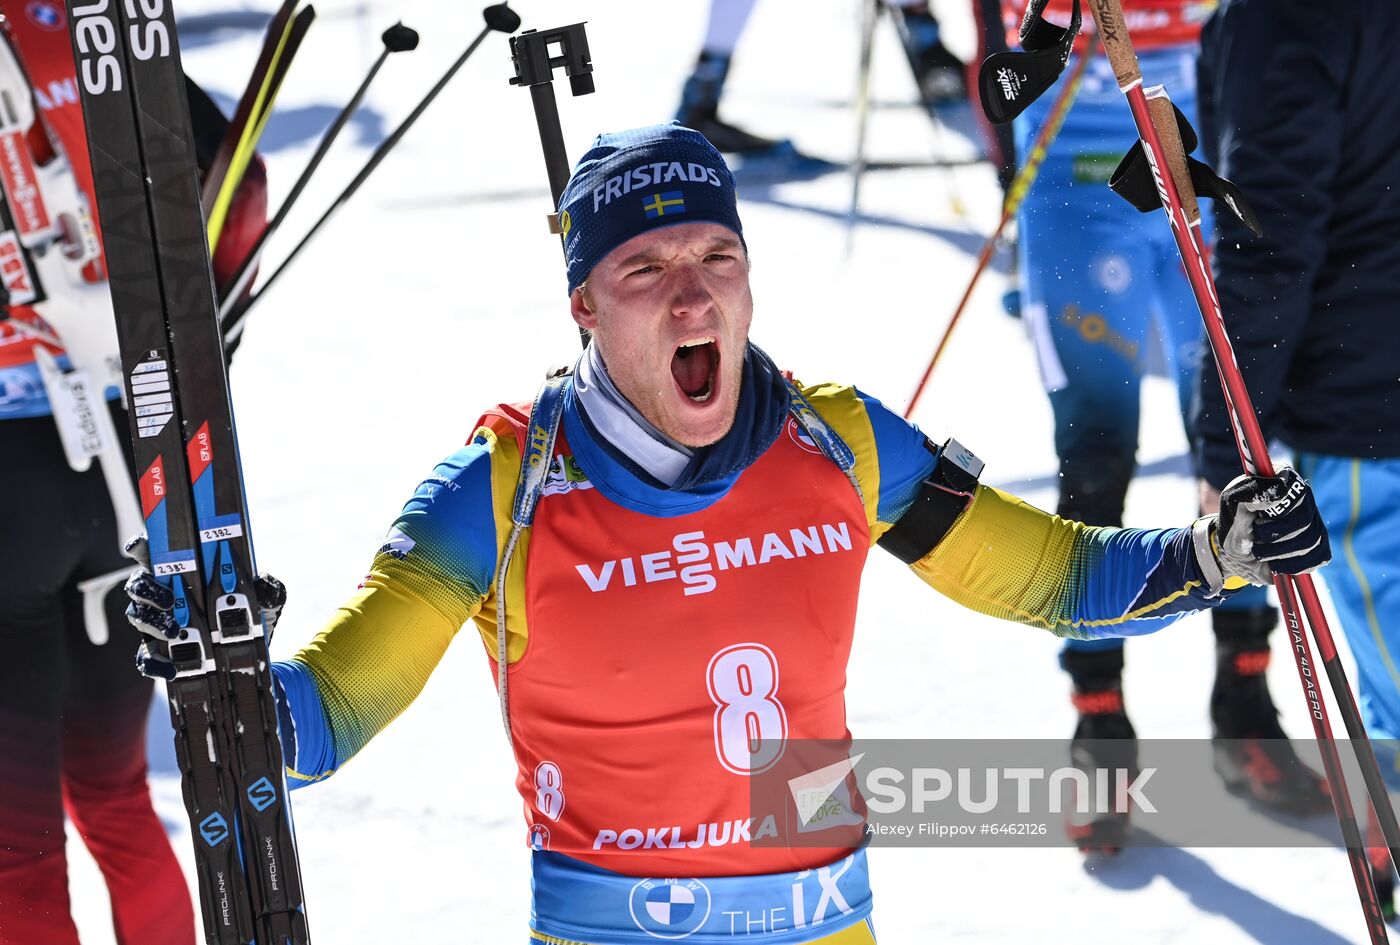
[510,371,571,527]
[783,378,865,507]
[496,370,570,742]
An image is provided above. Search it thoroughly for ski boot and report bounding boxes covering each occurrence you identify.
[1063,647,1138,854]
[892,5,967,105]
[676,52,788,155]
[1211,607,1331,816]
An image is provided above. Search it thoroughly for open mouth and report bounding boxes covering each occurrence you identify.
[671,337,719,403]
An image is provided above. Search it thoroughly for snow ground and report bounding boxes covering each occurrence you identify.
[64,0,1378,942]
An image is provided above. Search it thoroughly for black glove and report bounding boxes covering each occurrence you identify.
[1194,467,1331,592]
[123,535,287,679]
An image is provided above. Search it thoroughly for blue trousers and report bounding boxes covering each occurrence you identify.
[1015,49,1208,472]
[1013,48,1269,654]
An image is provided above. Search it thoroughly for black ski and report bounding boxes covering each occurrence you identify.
[65,2,309,943]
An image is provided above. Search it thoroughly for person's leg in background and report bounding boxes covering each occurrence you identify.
[968,0,1016,193]
[0,416,87,945]
[1017,91,1159,846]
[890,2,968,106]
[61,401,195,945]
[62,580,194,945]
[0,598,80,945]
[0,408,194,945]
[1298,455,1400,907]
[675,0,781,153]
[1149,133,1327,815]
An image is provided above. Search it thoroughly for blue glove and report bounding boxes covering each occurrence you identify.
[1194,467,1331,592]
[123,536,287,679]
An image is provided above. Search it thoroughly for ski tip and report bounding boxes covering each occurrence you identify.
[484,3,521,33]
[383,22,420,52]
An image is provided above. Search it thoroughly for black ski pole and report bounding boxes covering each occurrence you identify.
[507,22,594,347]
[221,21,419,344]
[225,4,520,333]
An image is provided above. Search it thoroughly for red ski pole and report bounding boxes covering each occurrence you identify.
[1085,0,1396,940]
[904,34,1098,419]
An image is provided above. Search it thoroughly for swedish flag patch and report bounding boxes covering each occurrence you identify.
[643,191,686,219]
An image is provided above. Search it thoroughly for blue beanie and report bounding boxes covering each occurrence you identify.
[558,123,744,295]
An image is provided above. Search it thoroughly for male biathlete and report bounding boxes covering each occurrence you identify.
[129,124,1330,943]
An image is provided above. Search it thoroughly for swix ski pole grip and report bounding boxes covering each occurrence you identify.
[1084,1,1394,941]
[1146,94,1200,224]
[1088,0,1140,88]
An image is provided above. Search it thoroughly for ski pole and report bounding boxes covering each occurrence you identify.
[226,4,520,331]
[209,2,316,255]
[220,21,419,344]
[844,0,879,257]
[904,33,1096,419]
[1084,0,1397,940]
[202,0,299,220]
[507,21,595,347]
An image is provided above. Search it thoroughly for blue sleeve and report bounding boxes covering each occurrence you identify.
[855,388,938,526]
[271,662,325,791]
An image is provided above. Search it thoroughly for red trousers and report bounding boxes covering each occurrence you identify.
[0,413,194,945]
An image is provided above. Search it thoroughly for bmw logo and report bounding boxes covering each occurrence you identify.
[25,2,65,30]
[0,374,39,413]
[628,878,711,939]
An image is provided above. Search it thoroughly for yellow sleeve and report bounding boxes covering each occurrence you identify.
[909,484,1224,639]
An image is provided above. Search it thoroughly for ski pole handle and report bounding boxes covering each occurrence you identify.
[1085,0,1141,89]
